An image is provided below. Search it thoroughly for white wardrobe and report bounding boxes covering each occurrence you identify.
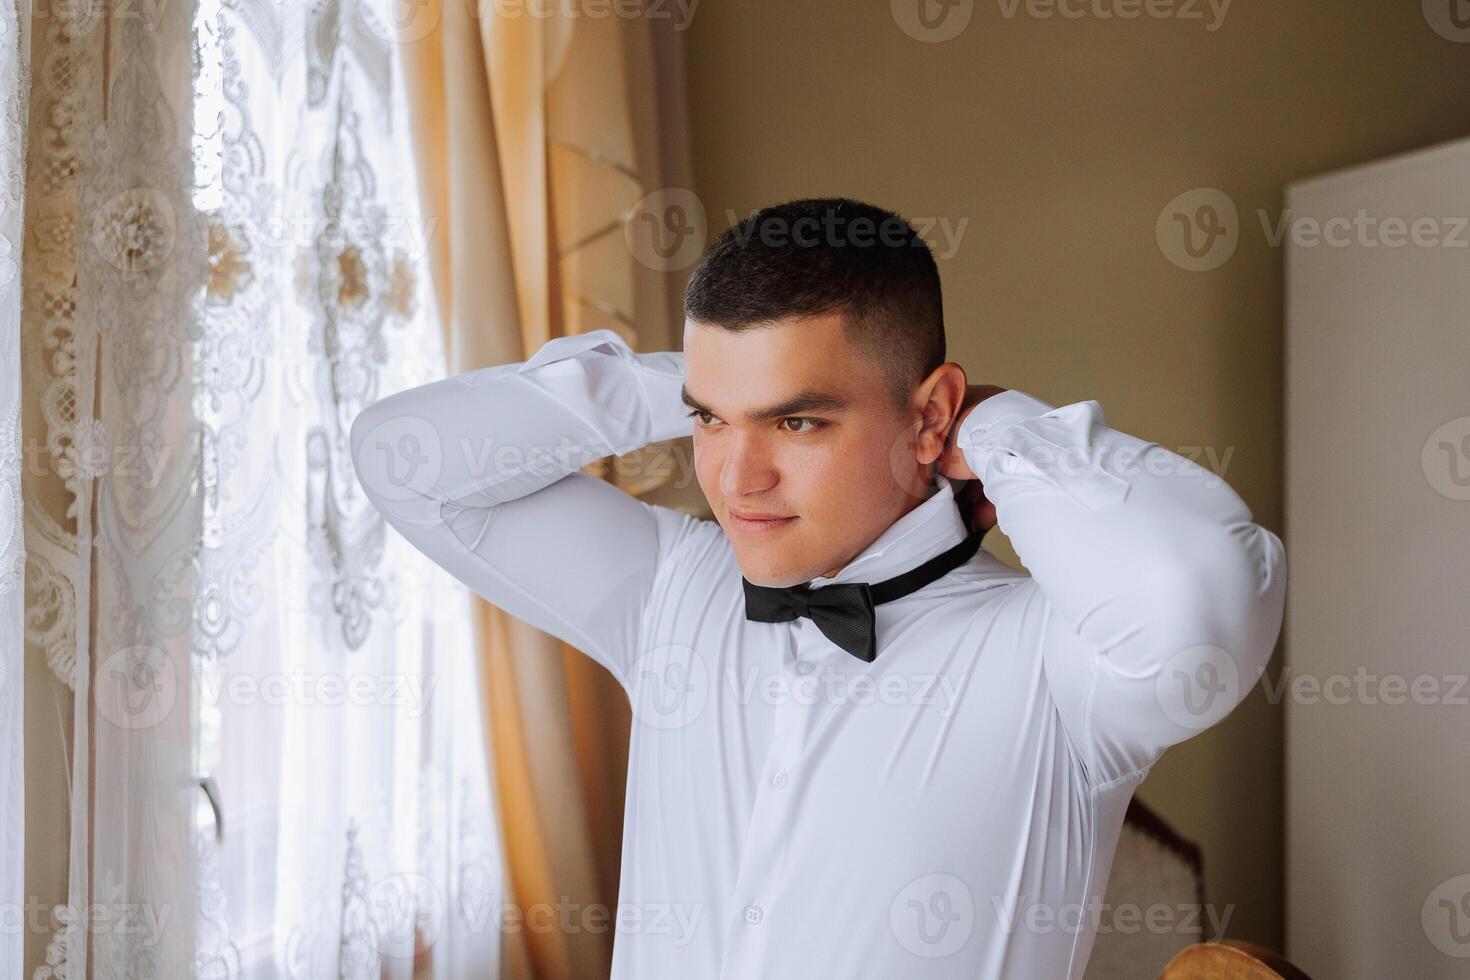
[1285,136,1470,978]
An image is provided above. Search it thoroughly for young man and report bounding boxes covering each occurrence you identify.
[349,198,1286,979]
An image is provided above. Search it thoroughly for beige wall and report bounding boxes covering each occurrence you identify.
[682,0,1470,948]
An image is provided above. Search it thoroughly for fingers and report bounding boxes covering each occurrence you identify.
[954,478,997,535]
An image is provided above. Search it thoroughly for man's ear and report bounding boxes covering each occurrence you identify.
[912,362,968,466]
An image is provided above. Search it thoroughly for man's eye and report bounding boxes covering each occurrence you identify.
[780,417,824,434]
[687,409,718,426]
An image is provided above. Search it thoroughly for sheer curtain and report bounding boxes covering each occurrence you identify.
[18,0,501,976]
[1,2,28,977]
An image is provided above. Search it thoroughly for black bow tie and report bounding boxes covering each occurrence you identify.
[741,529,984,663]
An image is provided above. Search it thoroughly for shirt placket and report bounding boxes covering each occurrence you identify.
[719,618,828,978]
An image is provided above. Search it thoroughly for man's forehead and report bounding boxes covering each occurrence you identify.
[683,315,861,368]
[682,320,865,405]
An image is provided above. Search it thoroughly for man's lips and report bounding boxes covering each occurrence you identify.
[727,509,798,533]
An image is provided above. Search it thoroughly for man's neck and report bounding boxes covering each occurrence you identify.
[817,475,941,579]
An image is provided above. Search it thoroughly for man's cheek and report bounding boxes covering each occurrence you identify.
[691,442,719,504]
[797,444,864,499]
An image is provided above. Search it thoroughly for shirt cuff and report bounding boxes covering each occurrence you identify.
[957,388,1059,447]
[515,328,694,447]
[633,349,695,444]
[956,388,1131,509]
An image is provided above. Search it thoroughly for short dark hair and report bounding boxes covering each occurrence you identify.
[682,197,946,408]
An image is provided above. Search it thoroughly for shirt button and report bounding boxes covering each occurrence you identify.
[796,660,815,675]
[771,769,789,788]
[744,903,764,924]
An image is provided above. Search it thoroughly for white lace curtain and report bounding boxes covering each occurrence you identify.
[9,1,503,976]
[1,0,28,975]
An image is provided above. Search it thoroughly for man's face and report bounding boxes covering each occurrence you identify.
[683,312,931,587]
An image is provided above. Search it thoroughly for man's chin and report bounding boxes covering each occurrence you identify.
[733,549,824,588]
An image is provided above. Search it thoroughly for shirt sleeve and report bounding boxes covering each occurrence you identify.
[956,389,1287,785]
[348,328,702,689]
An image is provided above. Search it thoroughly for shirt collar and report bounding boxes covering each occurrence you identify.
[806,476,971,588]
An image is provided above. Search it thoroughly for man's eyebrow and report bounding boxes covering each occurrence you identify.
[680,385,852,423]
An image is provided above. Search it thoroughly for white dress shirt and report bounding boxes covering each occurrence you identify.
[349,328,1287,979]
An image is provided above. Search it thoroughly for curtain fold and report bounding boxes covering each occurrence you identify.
[398,3,699,977]
[0,2,29,977]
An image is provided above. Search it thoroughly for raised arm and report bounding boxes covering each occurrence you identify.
[348,329,701,688]
[955,389,1287,785]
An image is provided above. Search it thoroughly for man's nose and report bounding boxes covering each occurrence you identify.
[719,433,778,499]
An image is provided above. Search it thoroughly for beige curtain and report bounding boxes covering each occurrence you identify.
[397,4,700,978]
